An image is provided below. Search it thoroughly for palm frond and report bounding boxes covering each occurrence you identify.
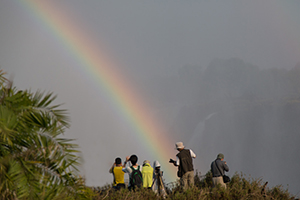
[0,70,83,199]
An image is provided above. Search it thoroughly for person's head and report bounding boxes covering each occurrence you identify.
[153,160,161,169]
[143,160,150,166]
[153,160,161,174]
[115,157,122,165]
[129,154,138,165]
[175,142,185,151]
[217,153,224,161]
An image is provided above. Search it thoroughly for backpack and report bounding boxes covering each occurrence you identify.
[130,166,143,189]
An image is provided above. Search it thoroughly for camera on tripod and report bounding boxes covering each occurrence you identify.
[154,168,163,177]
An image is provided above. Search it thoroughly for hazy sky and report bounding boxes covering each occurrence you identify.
[1,0,300,194]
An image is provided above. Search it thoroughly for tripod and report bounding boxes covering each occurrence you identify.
[152,170,166,198]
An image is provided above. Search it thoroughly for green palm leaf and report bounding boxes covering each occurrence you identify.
[0,70,88,199]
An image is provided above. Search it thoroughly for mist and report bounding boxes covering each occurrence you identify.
[1,0,300,196]
[152,58,300,195]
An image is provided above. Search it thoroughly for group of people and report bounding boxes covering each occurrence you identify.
[109,141,229,193]
[170,141,230,190]
[169,142,229,190]
[109,154,166,195]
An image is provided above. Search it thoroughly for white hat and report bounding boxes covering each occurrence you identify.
[175,142,184,149]
[153,160,161,168]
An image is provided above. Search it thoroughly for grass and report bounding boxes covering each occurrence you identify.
[91,171,297,200]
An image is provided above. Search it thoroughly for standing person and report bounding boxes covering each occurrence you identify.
[109,157,125,190]
[122,154,143,190]
[141,160,153,189]
[211,153,229,188]
[152,160,167,198]
[169,142,196,190]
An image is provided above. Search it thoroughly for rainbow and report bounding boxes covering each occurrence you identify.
[20,0,177,183]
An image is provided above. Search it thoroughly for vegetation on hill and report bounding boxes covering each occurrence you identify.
[93,171,296,200]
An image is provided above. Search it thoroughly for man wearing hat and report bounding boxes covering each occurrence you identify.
[170,142,196,190]
[211,153,229,188]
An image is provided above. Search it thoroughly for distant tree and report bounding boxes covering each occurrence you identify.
[0,70,89,199]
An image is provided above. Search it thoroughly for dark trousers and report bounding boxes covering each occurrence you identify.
[113,183,125,190]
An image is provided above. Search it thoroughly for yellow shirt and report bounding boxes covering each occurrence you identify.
[111,166,125,186]
[142,163,153,188]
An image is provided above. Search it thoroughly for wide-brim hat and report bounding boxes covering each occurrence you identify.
[175,142,184,149]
